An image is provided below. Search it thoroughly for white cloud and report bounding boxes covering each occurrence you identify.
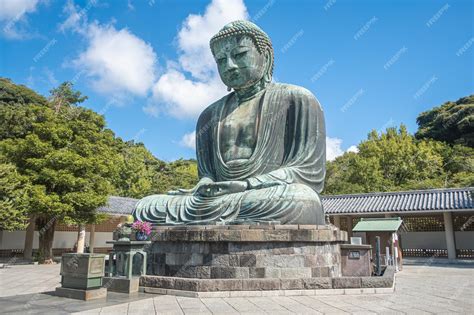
[347,145,359,153]
[58,1,156,99]
[151,69,226,118]
[326,137,344,161]
[0,0,41,39]
[58,0,84,33]
[72,22,157,98]
[180,131,196,149]
[326,137,359,161]
[147,0,248,119]
[0,0,39,21]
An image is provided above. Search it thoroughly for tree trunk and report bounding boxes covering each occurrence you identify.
[76,224,86,253]
[23,216,36,260]
[38,218,56,264]
[89,224,95,254]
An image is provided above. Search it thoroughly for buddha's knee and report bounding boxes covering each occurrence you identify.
[284,183,324,224]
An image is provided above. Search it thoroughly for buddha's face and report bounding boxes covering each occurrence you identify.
[212,35,267,89]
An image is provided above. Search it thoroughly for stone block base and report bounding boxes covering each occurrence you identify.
[103,277,139,293]
[148,224,347,279]
[55,287,107,301]
[142,225,394,297]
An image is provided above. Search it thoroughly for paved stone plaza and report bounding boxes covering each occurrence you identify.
[0,263,472,314]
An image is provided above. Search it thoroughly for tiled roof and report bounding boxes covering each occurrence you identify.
[97,196,138,216]
[322,187,473,215]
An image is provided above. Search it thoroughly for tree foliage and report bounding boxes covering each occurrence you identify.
[416,95,474,147]
[0,78,199,260]
[0,162,30,231]
[0,79,119,260]
[324,125,474,195]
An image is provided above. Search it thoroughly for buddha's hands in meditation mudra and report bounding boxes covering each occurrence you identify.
[133,20,326,225]
[168,180,282,197]
[168,180,248,197]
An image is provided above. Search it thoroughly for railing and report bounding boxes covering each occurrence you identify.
[403,248,474,259]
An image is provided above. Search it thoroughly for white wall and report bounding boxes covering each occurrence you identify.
[0,231,113,250]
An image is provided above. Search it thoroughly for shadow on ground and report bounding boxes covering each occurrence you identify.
[0,290,152,315]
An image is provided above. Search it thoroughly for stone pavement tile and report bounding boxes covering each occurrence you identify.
[269,296,321,314]
[152,295,184,314]
[200,297,239,314]
[312,296,370,313]
[128,298,156,314]
[245,297,291,312]
[289,296,349,314]
[176,296,211,314]
[223,297,266,313]
[71,308,102,314]
[384,292,465,314]
[98,303,129,314]
[340,295,411,314]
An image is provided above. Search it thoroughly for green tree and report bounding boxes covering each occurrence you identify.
[1,77,201,259]
[113,141,162,198]
[1,80,120,262]
[152,159,198,194]
[416,95,474,147]
[49,81,88,113]
[0,162,30,231]
[323,125,463,195]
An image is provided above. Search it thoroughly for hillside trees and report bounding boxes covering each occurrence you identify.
[416,95,474,147]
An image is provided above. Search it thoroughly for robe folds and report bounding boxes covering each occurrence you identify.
[133,83,326,225]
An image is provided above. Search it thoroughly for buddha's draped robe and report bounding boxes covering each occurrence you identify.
[133,83,326,225]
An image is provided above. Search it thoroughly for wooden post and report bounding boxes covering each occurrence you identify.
[23,216,36,260]
[333,216,341,228]
[89,224,96,254]
[347,216,353,238]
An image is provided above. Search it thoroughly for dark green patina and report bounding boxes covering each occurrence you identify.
[60,253,106,290]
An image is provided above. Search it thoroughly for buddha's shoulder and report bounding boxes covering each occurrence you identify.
[269,83,317,99]
[197,93,232,122]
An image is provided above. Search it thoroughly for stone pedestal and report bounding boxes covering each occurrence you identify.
[106,240,151,278]
[142,224,348,293]
[340,244,372,276]
[103,276,140,293]
[106,240,150,293]
[56,253,107,300]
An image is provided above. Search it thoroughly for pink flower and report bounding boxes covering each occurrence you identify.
[131,220,152,235]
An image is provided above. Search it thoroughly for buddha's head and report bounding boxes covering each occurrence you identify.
[210,20,274,90]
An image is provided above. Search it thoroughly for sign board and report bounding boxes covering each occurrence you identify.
[348,251,361,259]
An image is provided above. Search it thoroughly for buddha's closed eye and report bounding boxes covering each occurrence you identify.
[234,51,248,58]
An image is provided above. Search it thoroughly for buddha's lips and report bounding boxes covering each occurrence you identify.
[225,72,240,81]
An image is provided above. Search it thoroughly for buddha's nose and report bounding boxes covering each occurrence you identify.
[225,58,238,70]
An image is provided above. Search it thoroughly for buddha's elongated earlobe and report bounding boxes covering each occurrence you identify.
[264,50,272,83]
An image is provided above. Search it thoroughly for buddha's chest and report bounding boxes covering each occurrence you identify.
[220,97,260,161]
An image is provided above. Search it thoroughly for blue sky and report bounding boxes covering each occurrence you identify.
[1,0,472,161]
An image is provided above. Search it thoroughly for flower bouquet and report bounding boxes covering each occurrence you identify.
[131,220,152,241]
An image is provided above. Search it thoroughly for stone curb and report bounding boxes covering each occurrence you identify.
[139,266,396,297]
[142,285,395,298]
